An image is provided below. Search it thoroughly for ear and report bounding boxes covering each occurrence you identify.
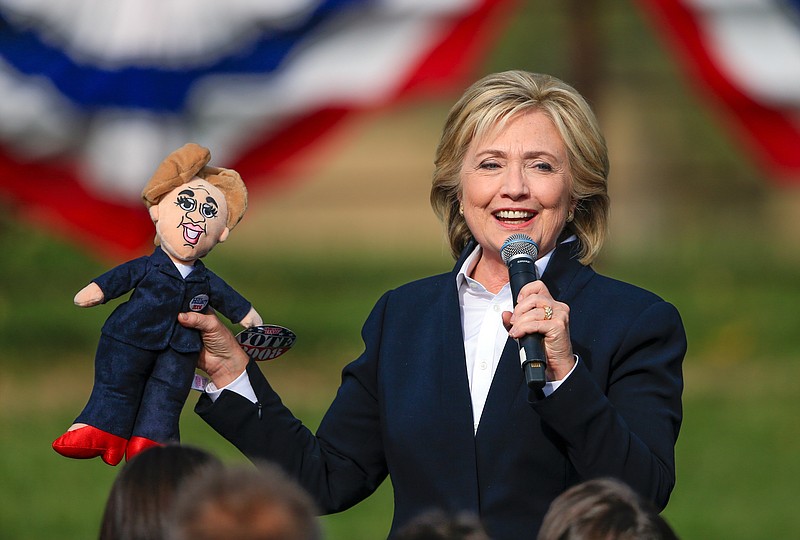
[218,227,230,244]
[149,205,159,223]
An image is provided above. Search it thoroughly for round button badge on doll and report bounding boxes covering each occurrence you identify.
[189,294,210,311]
[235,324,297,361]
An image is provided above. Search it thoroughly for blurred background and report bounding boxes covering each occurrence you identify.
[1,0,799,538]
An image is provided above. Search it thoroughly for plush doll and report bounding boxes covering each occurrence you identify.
[52,143,262,466]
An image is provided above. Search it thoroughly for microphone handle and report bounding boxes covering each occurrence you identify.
[508,258,547,389]
[519,335,547,389]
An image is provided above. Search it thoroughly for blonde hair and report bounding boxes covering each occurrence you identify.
[430,71,610,265]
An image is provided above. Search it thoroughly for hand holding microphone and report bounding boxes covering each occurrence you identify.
[501,234,547,389]
[501,234,575,389]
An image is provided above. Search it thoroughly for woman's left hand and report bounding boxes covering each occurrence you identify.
[178,311,250,388]
[502,280,575,382]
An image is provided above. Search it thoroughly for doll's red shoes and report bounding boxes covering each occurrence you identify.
[53,427,165,465]
[125,436,164,462]
[52,425,127,466]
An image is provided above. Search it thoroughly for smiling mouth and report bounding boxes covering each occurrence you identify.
[182,224,204,246]
[494,209,536,224]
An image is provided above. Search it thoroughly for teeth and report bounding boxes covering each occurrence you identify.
[496,210,533,219]
[185,228,200,239]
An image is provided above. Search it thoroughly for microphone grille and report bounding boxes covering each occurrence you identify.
[501,234,539,265]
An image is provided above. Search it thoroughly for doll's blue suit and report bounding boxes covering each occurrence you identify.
[75,246,252,443]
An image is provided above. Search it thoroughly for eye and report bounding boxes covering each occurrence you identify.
[533,161,553,172]
[478,160,501,170]
[175,196,196,212]
[200,203,218,219]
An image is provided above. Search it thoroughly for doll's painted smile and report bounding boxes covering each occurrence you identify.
[182,222,205,246]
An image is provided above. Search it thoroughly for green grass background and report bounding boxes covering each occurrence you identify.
[3,214,800,540]
[2,1,800,538]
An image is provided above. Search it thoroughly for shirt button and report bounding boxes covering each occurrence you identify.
[479,361,488,370]
[493,304,501,312]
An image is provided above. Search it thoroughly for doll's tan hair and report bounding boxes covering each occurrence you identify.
[142,143,248,231]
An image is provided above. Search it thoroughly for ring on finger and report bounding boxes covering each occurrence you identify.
[543,305,553,320]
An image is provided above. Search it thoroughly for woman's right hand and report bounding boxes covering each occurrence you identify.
[178,311,249,388]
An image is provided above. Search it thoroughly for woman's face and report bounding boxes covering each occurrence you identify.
[460,109,574,265]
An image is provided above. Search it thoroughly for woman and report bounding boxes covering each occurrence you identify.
[179,71,686,539]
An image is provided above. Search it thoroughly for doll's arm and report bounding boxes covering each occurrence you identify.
[206,270,261,327]
[74,282,104,307]
[237,306,263,328]
[83,256,150,305]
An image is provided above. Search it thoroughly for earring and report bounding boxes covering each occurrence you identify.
[566,209,574,222]
[458,202,464,216]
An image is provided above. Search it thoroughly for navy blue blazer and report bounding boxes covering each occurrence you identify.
[94,246,252,352]
[197,240,685,539]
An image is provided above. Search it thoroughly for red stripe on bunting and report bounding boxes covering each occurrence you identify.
[397,0,517,95]
[637,0,800,183]
[0,0,516,261]
[0,148,154,259]
[233,0,515,190]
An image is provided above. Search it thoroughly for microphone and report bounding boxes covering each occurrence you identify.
[501,233,546,389]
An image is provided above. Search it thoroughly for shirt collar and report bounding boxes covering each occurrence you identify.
[174,260,195,279]
[456,235,576,291]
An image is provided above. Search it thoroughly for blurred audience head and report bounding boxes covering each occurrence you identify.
[537,477,678,540]
[395,509,492,540]
[99,444,223,540]
[168,460,321,540]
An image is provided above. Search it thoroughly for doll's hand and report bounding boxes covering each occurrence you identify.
[178,311,249,388]
[237,307,263,328]
[74,282,104,307]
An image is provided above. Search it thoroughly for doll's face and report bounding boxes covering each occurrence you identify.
[152,178,230,263]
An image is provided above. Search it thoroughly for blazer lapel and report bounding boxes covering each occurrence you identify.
[475,337,525,441]
[184,259,207,282]
[151,246,208,283]
[540,239,592,305]
[476,240,592,439]
[439,243,480,440]
[152,247,183,280]
[436,243,481,509]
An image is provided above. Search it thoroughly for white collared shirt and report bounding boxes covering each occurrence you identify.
[174,260,194,279]
[457,244,562,433]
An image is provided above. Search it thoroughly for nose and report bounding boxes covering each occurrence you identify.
[500,164,529,199]
[185,206,205,223]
